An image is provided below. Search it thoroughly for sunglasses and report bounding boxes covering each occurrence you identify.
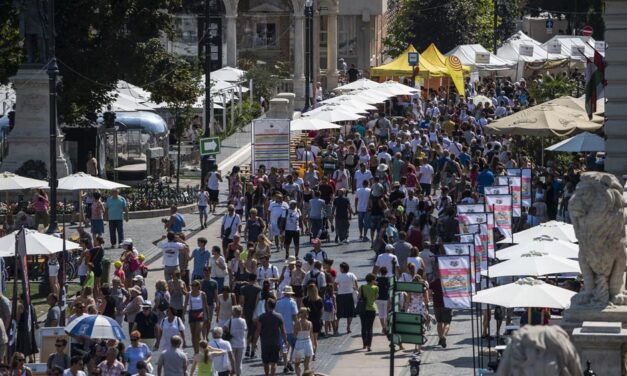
[17,358,25,362]
[131,337,139,341]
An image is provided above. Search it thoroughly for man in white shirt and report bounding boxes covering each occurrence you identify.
[376,146,392,164]
[257,256,280,289]
[355,180,372,241]
[374,244,399,277]
[404,189,420,227]
[155,232,189,282]
[447,138,463,158]
[209,328,235,376]
[268,193,289,253]
[418,157,434,195]
[353,163,373,193]
[419,243,435,281]
[332,163,351,191]
[283,200,303,259]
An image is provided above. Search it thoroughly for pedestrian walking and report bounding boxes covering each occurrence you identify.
[157,335,188,376]
[255,298,289,376]
[358,273,378,352]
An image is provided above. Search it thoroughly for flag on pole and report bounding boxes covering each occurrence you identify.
[585,49,606,119]
[446,56,465,96]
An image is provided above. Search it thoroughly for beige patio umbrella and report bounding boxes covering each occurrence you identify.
[544,96,604,123]
[484,103,602,137]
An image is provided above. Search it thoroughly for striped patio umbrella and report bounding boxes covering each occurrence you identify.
[65,314,126,340]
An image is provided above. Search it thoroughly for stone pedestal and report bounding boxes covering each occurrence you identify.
[572,321,627,374]
[562,305,627,333]
[2,68,70,177]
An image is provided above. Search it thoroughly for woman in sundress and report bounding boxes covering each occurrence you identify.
[403,272,430,354]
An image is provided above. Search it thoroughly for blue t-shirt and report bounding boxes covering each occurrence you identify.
[192,248,211,277]
[458,152,471,168]
[106,196,127,220]
[477,169,495,194]
[169,213,185,233]
[125,343,151,374]
[275,297,298,334]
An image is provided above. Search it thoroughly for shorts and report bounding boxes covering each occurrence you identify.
[376,300,389,320]
[284,230,300,247]
[358,212,370,229]
[91,219,104,234]
[370,215,383,231]
[261,343,280,364]
[434,307,452,324]
[324,204,333,219]
[270,223,282,238]
[208,189,219,202]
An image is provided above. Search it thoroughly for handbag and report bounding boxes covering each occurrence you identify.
[355,285,367,315]
[222,319,233,341]
[190,308,204,321]
[221,216,235,238]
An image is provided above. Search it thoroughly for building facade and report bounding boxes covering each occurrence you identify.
[165,0,389,102]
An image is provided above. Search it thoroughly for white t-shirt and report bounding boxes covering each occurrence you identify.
[48,261,60,277]
[404,197,419,215]
[284,209,301,232]
[375,253,398,277]
[419,164,434,184]
[419,249,435,274]
[406,256,424,272]
[268,201,289,225]
[355,188,371,213]
[158,241,186,267]
[210,339,233,372]
[64,370,87,376]
[377,152,392,164]
[224,317,247,349]
[197,191,209,206]
[354,169,373,190]
[333,169,351,190]
[257,265,279,284]
[209,256,228,278]
[336,272,357,295]
[222,214,241,239]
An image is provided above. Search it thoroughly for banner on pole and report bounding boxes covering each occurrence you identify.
[509,176,522,217]
[496,176,509,186]
[521,168,532,207]
[443,243,473,256]
[486,194,513,241]
[438,256,472,309]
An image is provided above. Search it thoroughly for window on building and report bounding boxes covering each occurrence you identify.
[254,23,277,47]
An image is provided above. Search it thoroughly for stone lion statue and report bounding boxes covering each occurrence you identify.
[568,172,627,307]
[497,326,582,376]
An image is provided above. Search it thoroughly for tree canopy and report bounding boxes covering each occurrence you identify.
[0,0,204,124]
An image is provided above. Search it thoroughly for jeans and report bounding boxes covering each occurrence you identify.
[198,205,208,224]
[108,219,124,245]
[310,218,323,239]
[358,212,368,231]
[360,310,376,347]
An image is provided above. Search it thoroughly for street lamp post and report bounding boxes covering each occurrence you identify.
[303,0,314,112]
[200,0,216,187]
[47,0,59,234]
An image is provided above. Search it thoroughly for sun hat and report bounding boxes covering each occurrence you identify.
[282,286,295,295]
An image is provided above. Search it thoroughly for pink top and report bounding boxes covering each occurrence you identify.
[33,194,49,212]
[91,200,105,220]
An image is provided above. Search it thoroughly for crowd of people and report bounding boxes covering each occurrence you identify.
[0,74,599,376]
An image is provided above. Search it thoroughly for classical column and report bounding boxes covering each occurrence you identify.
[223,0,239,67]
[294,15,305,80]
[225,15,237,67]
[313,10,321,87]
[604,0,627,177]
[326,11,339,89]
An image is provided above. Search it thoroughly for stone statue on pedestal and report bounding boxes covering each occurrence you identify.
[496,326,582,376]
[568,172,627,307]
[15,0,49,64]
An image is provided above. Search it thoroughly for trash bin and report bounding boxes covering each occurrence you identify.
[101,259,111,285]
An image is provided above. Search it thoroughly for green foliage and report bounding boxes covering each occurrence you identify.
[528,72,577,104]
[0,0,185,123]
[384,0,524,58]
[244,66,276,103]
[0,1,21,85]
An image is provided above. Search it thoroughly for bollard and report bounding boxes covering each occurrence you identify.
[409,354,421,376]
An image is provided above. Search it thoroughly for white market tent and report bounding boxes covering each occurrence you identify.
[210,66,246,82]
[497,31,569,63]
[446,44,517,72]
[542,35,603,63]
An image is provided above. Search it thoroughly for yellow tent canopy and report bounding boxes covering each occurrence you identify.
[421,43,471,75]
[370,45,448,78]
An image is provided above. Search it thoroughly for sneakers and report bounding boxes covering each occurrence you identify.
[363,236,370,242]
[286,363,294,372]
[284,367,289,374]
[438,337,447,348]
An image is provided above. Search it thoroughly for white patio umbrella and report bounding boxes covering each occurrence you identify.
[304,106,364,123]
[498,221,577,244]
[380,80,420,95]
[346,91,389,104]
[323,101,373,114]
[0,229,81,257]
[321,98,377,112]
[56,172,130,191]
[545,131,605,153]
[0,172,48,191]
[495,239,579,260]
[290,118,340,132]
[472,95,493,107]
[485,252,580,278]
[334,78,381,92]
[472,277,575,309]
[209,66,246,82]
[360,88,394,102]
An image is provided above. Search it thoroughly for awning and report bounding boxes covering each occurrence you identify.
[370,45,448,78]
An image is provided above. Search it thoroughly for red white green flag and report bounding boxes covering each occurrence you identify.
[585,49,606,119]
